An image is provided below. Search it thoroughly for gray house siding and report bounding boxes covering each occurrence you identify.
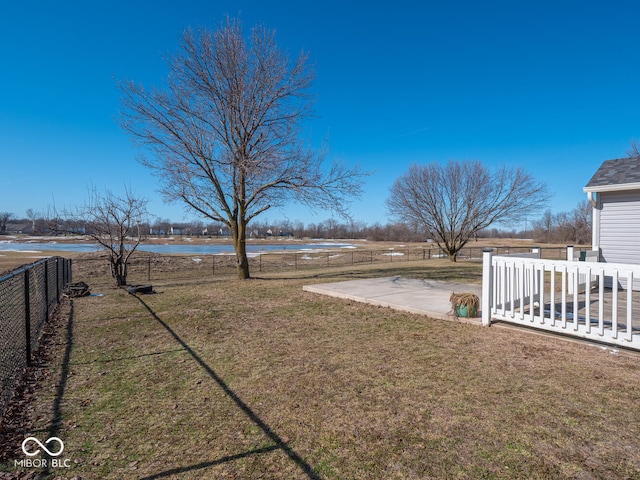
[597,190,640,289]
[598,190,640,264]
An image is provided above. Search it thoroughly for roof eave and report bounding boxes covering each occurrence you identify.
[583,182,640,193]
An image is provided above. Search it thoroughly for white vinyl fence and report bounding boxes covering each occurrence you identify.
[481,248,640,350]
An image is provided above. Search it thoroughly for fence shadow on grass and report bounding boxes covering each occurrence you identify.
[131,294,322,480]
[39,299,75,474]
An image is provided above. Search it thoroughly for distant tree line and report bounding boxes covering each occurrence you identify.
[528,201,592,245]
[2,202,590,245]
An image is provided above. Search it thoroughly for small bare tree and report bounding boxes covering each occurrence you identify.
[0,212,14,235]
[119,18,366,279]
[387,161,548,261]
[26,208,38,235]
[70,189,148,286]
[531,209,556,243]
[627,139,640,158]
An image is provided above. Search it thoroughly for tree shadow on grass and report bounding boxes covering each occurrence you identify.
[138,445,281,479]
[131,294,322,480]
[70,348,186,366]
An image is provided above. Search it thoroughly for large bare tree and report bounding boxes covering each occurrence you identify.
[69,189,148,286]
[386,160,548,261]
[119,18,366,279]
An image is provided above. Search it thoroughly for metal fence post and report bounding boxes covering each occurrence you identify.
[481,248,493,327]
[60,258,64,289]
[55,258,60,305]
[24,268,32,367]
[44,260,49,319]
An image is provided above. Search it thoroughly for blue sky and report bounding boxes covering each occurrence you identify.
[1,1,638,228]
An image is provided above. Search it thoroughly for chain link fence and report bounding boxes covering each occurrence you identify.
[72,246,569,285]
[0,256,72,417]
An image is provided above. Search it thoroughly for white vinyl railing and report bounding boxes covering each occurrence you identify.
[481,248,640,350]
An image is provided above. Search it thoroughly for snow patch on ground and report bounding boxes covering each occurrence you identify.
[0,249,42,253]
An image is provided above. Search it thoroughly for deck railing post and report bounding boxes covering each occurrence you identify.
[481,248,493,327]
[531,247,541,299]
[567,245,575,294]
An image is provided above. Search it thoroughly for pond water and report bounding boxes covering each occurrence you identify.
[0,240,354,255]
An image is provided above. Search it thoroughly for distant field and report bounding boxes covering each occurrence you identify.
[0,249,72,276]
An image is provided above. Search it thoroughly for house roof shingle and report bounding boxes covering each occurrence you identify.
[584,157,640,190]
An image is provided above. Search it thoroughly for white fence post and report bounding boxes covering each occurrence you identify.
[566,245,574,261]
[482,248,493,326]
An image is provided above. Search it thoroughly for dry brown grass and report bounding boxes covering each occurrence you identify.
[0,250,64,276]
[3,256,640,479]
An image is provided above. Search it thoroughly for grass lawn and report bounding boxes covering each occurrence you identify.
[3,259,640,479]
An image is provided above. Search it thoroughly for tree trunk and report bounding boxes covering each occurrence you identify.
[116,272,127,286]
[233,221,251,280]
[111,257,127,286]
[448,251,458,262]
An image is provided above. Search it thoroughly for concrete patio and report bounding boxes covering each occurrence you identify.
[303,276,483,324]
